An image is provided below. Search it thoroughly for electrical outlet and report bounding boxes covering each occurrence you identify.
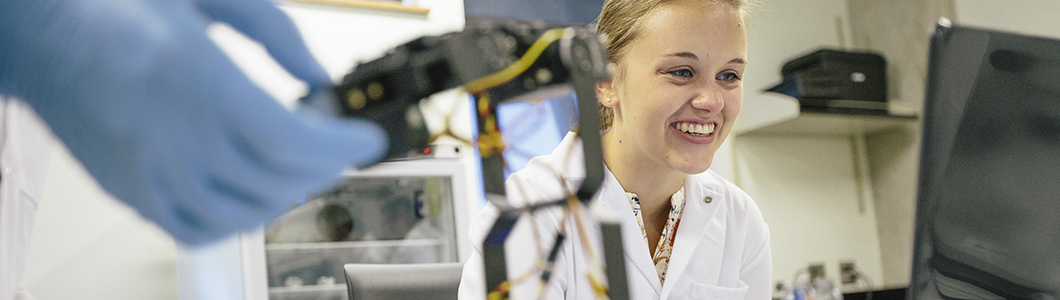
[840,261,858,284]
[808,263,826,280]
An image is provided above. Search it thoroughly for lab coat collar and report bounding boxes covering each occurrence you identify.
[598,168,729,299]
[659,174,727,299]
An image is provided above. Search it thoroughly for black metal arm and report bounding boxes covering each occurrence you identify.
[325,18,625,300]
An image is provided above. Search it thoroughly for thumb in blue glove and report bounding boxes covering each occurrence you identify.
[0,0,388,245]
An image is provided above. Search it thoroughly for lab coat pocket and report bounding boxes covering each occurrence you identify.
[690,280,749,300]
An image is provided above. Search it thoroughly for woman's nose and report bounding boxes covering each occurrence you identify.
[691,86,724,112]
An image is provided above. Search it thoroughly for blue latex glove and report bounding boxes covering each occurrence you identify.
[0,0,388,245]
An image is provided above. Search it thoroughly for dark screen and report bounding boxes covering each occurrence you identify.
[910,24,1060,300]
[463,0,605,24]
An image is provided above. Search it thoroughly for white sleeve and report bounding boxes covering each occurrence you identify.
[458,163,571,300]
[457,202,496,300]
[0,97,53,300]
[740,201,772,300]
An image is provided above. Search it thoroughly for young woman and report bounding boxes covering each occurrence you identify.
[459,0,770,299]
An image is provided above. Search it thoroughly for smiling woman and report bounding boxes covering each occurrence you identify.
[458,0,771,299]
[596,0,748,197]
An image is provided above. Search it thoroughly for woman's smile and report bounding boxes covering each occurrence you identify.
[670,121,718,144]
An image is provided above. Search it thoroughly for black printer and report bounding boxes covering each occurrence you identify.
[767,49,888,115]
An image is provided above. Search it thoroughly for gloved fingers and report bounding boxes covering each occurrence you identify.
[194,0,331,87]
[143,120,298,246]
[133,131,226,246]
[162,172,288,245]
[150,41,383,245]
[226,116,387,196]
[2,0,357,246]
[291,114,390,170]
[207,65,387,186]
[100,39,299,246]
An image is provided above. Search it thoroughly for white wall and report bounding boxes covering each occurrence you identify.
[22,144,179,300]
[21,0,468,299]
[733,134,885,289]
[954,0,1060,39]
[864,126,919,287]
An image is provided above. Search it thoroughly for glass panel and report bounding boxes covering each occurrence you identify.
[263,176,458,300]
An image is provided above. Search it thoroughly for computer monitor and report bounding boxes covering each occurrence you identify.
[910,22,1060,300]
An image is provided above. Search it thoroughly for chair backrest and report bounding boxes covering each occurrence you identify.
[344,263,464,300]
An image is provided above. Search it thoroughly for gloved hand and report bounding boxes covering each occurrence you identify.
[0,0,388,245]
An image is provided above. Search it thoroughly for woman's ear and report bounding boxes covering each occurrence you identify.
[596,80,618,108]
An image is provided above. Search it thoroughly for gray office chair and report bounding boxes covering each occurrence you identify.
[343,263,464,300]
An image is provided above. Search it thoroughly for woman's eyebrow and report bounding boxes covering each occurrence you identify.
[664,52,747,65]
[665,52,698,60]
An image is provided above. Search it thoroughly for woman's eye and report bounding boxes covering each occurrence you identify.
[716,72,741,82]
[669,69,694,78]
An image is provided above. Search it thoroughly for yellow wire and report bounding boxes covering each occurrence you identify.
[567,194,609,299]
[476,92,506,158]
[464,28,569,94]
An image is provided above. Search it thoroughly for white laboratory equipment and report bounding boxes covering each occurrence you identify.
[176,156,475,300]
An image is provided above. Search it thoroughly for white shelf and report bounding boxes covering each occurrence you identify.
[737,111,917,137]
[266,238,444,252]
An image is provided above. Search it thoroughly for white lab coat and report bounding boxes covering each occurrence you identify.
[458,132,771,300]
[0,97,54,300]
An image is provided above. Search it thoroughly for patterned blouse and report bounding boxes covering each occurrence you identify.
[626,187,686,285]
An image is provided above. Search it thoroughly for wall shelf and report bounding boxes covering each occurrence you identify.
[738,111,918,137]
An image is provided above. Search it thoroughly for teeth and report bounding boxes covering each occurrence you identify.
[673,122,715,136]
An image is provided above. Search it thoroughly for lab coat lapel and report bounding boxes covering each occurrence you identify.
[598,167,663,295]
[554,135,660,296]
[659,175,726,299]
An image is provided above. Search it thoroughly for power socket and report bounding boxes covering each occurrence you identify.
[840,261,858,284]
[808,263,826,280]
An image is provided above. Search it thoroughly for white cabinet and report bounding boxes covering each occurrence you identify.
[263,159,472,300]
[177,158,475,300]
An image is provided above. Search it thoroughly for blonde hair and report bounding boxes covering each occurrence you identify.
[595,0,751,129]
